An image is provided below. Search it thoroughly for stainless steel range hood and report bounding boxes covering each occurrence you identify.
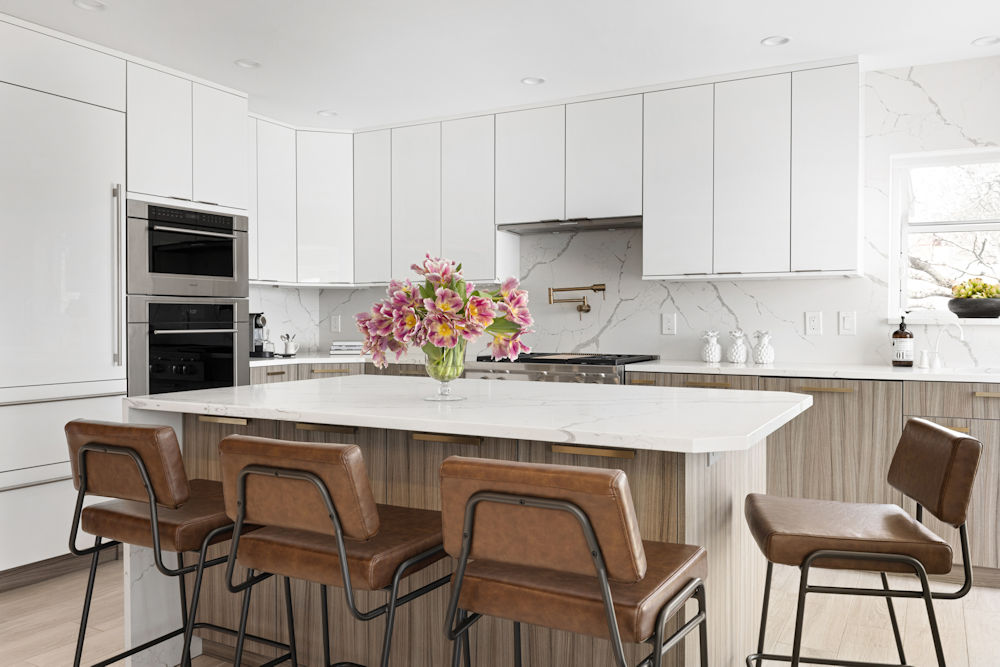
[496,215,642,235]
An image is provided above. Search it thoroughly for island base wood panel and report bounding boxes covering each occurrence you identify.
[178,417,769,666]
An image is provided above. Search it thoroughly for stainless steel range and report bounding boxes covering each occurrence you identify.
[466,353,658,384]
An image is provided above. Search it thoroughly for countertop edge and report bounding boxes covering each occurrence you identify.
[623,361,1000,383]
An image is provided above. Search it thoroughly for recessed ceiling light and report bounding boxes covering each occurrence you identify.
[971,35,1000,47]
[317,110,338,118]
[521,77,546,86]
[760,35,790,47]
[73,0,106,10]
[234,58,261,69]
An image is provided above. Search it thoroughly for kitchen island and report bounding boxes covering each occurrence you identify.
[124,375,811,666]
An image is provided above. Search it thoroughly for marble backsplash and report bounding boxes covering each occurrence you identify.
[271,54,1000,368]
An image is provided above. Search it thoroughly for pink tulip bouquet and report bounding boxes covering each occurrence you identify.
[355,255,533,399]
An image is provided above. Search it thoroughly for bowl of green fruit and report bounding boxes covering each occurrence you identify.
[948,278,1000,318]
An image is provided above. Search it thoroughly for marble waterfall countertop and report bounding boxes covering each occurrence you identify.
[125,375,811,454]
[624,359,1000,383]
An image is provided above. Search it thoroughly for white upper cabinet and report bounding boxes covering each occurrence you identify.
[247,118,259,280]
[255,120,297,282]
[391,123,441,276]
[126,63,192,200]
[0,20,125,111]
[643,85,715,277]
[354,130,392,284]
[566,95,643,220]
[495,106,565,224]
[442,115,498,281]
[297,131,354,283]
[192,84,248,208]
[791,64,861,272]
[713,74,792,274]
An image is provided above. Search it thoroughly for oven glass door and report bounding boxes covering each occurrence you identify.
[148,222,235,279]
[147,302,236,394]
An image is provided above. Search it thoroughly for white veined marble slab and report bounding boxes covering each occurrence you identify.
[125,375,811,454]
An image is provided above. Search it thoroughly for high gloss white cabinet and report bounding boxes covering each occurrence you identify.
[391,123,441,276]
[247,118,259,279]
[0,82,126,389]
[354,130,392,284]
[126,63,192,200]
[643,85,715,277]
[297,131,354,283]
[566,95,643,220]
[495,106,565,224]
[713,74,792,274]
[791,65,861,272]
[256,120,297,282]
[193,84,248,208]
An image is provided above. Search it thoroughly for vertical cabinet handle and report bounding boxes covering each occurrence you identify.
[112,184,123,366]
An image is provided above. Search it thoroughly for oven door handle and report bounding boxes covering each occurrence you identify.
[151,225,238,240]
[151,328,239,335]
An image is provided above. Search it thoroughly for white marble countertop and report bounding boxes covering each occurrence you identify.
[624,360,1000,383]
[126,375,812,454]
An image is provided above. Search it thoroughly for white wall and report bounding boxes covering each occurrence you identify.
[296,55,1000,367]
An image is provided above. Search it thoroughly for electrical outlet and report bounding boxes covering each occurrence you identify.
[805,311,823,336]
[330,314,341,333]
[661,312,677,335]
[838,311,857,336]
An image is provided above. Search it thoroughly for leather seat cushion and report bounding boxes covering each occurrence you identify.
[457,540,706,643]
[81,479,233,553]
[745,493,953,574]
[236,504,445,591]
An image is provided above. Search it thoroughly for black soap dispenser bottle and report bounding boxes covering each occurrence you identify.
[891,314,914,367]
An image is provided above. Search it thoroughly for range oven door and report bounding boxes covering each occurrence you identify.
[127,296,249,396]
[126,199,248,298]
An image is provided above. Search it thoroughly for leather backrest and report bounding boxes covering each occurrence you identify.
[888,418,982,527]
[440,456,647,583]
[219,435,380,540]
[65,419,190,509]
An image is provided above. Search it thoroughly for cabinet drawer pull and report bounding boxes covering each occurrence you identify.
[412,432,482,446]
[551,444,636,459]
[295,422,356,434]
[197,415,248,426]
[266,371,286,377]
[629,379,657,385]
[312,368,350,375]
[974,392,1000,398]
[684,381,732,389]
[798,386,854,394]
[950,426,972,434]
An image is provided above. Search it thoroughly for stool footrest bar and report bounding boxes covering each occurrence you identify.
[746,653,915,667]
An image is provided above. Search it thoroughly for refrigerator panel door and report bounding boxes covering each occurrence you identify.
[0,82,126,389]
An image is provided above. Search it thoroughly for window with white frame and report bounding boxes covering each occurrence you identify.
[896,151,1000,313]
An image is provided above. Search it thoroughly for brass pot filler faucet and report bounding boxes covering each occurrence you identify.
[547,283,606,320]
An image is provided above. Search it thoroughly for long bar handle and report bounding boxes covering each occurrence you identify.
[951,426,972,434]
[974,392,1000,398]
[311,368,351,375]
[412,432,482,446]
[684,381,732,389]
[151,225,237,239]
[294,422,356,434]
[265,371,287,377]
[798,386,855,394]
[113,184,123,366]
[152,328,238,335]
[197,415,248,426]
[629,378,657,386]
[551,444,636,459]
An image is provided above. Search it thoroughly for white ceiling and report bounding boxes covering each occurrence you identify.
[1,0,999,130]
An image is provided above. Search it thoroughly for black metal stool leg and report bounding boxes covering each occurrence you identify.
[880,572,906,665]
[284,576,298,666]
[513,621,521,667]
[73,537,102,667]
[321,584,331,667]
[753,562,774,667]
[234,568,255,666]
[790,562,812,667]
[914,567,946,666]
[180,541,215,667]
[451,609,467,667]
[177,552,189,631]
[696,583,708,667]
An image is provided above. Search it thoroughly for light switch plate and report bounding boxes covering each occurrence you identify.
[805,311,823,336]
[330,314,342,333]
[661,312,677,335]
[838,311,857,336]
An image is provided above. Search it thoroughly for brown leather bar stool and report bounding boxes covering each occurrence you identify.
[440,456,709,667]
[65,419,290,667]
[745,417,982,667]
[219,434,452,667]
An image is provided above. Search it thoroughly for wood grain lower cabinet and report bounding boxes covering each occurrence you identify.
[249,364,299,384]
[626,372,757,390]
[300,362,363,379]
[761,378,903,505]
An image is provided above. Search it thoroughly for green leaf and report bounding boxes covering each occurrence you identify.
[485,318,521,335]
[419,281,435,300]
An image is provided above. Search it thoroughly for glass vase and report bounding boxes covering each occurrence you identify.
[424,339,466,401]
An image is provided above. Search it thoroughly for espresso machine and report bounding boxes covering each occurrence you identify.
[250,312,274,358]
